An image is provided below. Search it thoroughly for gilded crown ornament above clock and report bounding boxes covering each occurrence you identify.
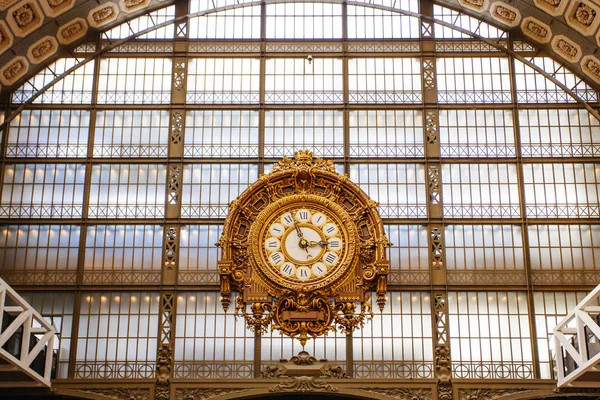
[217,151,390,345]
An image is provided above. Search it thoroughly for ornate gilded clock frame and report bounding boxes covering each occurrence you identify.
[217,150,390,345]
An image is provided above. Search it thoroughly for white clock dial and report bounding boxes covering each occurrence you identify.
[269,223,285,237]
[284,226,322,263]
[296,209,311,222]
[265,237,281,251]
[295,266,311,281]
[280,262,296,276]
[323,223,339,237]
[311,212,327,226]
[312,262,328,277]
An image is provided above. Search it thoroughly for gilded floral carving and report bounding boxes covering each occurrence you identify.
[0,0,19,11]
[78,388,150,400]
[533,0,567,16]
[491,3,521,26]
[12,4,34,27]
[58,18,88,44]
[521,17,551,43]
[458,0,489,11]
[119,0,149,12]
[28,36,57,63]
[175,388,248,400]
[0,21,13,56]
[557,39,577,57]
[552,36,581,62]
[528,21,548,37]
[0,57,28,85]
[362,388,433,400]
[7,0,43,36]
[40,0,74,16]
[574,2,596,26]
[458,388,531,400]
[88,3,119,27]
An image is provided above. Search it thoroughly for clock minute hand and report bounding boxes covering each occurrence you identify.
[292,212,304,239]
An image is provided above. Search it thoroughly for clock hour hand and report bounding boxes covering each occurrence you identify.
[308,240,331,248]
[291,212,304,239]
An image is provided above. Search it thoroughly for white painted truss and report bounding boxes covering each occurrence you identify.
[0,277,55,387]
[554,283,600,388]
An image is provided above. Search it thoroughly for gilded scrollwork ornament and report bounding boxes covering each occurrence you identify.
[217,151,389,344]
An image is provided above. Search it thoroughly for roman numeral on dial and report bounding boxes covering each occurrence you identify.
[281,213,294,226]
[295,266,311,281]
[323,223,338,237]
[311,262,327,277]
[323,251,338,266]
[269,252,284,266]
[280,262,295,276]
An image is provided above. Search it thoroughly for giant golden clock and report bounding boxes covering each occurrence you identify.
[217,151,390,345]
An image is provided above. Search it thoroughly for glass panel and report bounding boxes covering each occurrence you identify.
[514,58,597,104]
[433,5,505,38]
[84,225,163,271]
[94,110,169,158]
[21,291,75,378]
[347,5,419,39]
[187,58,260,104]
[264,110,344,157]
[442,164,520,218]
[354,292,433,378]
[1,164,86,218]
[190,6,261,39]
[523,163,600,218]
[265,3,343,39]
[448,291,533,379]
[181,164,258,218]
[349,163,427,218]
[349,110,424,157]
[7,110,89,158]
[178,225,221,284]
[174,292,254,378]
[437,57,512,104]
[528,225,600,272]
[184,110,259,158]
[348,58,422,104]
[97,58,172,104]
[75,292,159,379]
[12,59,95,105]
[520,109,600,157]
[88,164,167,218]
[439,109,515,157]
[445,225,524,270]
[384,225,429,284]
[0,225,80,285]
[103,6,175,39]
[265,58,343,104]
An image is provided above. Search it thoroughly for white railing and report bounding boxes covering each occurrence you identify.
[554,283,600,388]
[0,278,55,387]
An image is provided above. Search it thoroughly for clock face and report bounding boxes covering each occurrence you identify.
[252,197,356,290]
[264,208,344,282]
